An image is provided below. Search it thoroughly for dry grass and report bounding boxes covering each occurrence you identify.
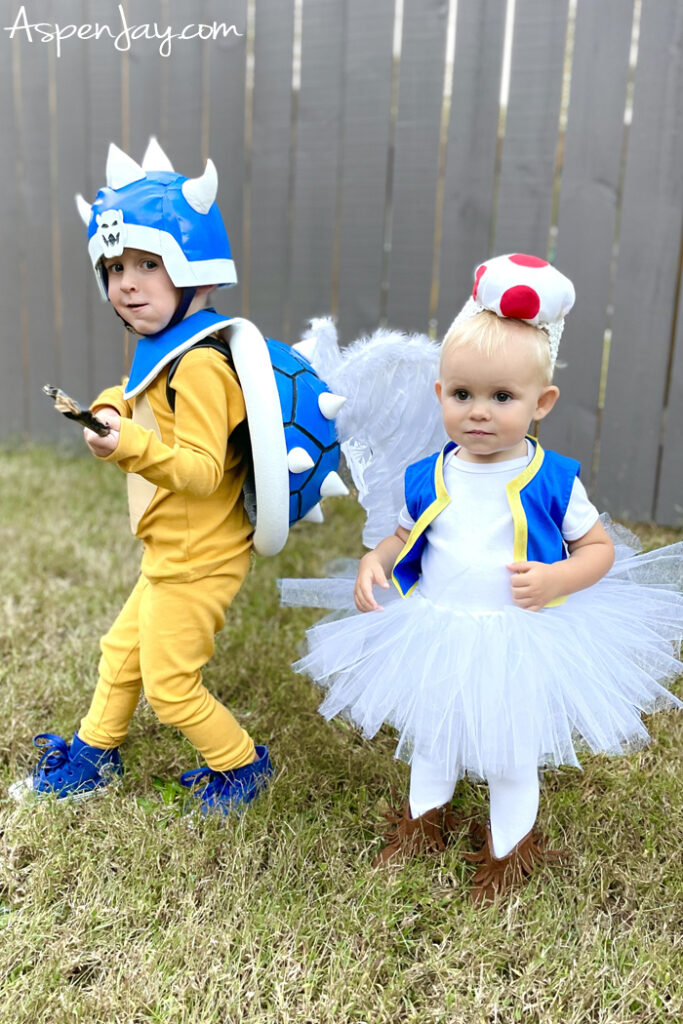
[0,446,681,1024]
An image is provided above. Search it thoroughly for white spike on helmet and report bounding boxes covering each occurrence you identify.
[75,137,237,299]
[141,137,175,173]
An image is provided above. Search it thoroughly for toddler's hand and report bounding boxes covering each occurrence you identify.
[354,553,390,612]
[84,409,120,457]
[507,561,560,612]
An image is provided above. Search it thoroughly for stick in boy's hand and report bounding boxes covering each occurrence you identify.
[42,384,111,436]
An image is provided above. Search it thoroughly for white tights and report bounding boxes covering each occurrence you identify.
[409,754,540,859]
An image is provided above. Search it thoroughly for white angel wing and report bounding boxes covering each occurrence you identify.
[296,318,446,547]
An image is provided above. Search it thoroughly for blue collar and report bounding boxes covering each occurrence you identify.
[123,309,234,399]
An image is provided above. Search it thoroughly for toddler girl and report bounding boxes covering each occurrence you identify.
[284,254,683,902]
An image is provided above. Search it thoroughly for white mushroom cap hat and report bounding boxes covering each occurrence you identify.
[447,253,576,369]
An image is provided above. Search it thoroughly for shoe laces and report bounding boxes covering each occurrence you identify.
[33,733,70,773]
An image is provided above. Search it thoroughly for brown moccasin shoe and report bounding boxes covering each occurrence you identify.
[463,827,562,905]
[372,799,462,867]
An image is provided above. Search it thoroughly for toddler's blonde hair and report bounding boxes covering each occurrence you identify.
[440,310,553,385]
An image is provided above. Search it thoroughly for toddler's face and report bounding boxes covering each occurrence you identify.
[436,329,558,463]
[103,248,181,335]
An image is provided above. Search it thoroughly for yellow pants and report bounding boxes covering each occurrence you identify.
[78,550,255,772]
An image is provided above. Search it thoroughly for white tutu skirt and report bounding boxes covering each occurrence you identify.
[280,525,683,781]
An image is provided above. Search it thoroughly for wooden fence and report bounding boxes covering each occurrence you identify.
[1,0,682,524]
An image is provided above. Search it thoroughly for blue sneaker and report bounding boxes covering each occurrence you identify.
[179,745,273,816]
[9,732,123,802]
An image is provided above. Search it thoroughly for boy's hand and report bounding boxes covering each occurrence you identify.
[507,561,560,612]
[84,408,120,457]
[354,552,391,612]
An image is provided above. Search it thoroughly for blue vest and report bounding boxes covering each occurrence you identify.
[392,438,580,606]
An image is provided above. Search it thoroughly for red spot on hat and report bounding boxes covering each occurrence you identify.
[509,253,548,268]
[472,263,487,299]
[500,285,541,320]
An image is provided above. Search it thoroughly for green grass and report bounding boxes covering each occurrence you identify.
[0,445,681,1024]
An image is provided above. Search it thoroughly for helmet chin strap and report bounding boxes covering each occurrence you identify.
[162,286,198,331]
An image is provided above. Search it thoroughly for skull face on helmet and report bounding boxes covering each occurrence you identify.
[95,209,125,256]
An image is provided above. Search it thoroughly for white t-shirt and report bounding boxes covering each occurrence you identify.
[397,441,599,611]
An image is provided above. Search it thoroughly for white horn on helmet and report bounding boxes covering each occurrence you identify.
[182,159,218,214]
[75,194,92,226]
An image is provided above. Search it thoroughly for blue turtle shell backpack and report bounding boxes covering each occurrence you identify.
[165,319,349,555]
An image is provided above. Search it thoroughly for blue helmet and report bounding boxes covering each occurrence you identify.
[75,138,237,300]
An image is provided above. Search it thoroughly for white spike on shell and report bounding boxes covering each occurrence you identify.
[287,447,315,474]
[318,393,347,420]
[181,158,218,214]
[302,503,324,524]
[142,136,175,173]
[75,193,92,225]
[293,337,317,362]
[320,471,350,498]
[106,143,145,190]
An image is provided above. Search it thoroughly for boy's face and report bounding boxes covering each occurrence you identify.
[435,327,559,463]
[103,248,182,335]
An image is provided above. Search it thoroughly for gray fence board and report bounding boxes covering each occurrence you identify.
[541,0,634,476]
[247,0,295,339]
[655,279,683,525]
[84,0,129,395]
[436,0,507,334]
[162,23,205,177]
[53,0,94,436]
[125,0,165,162]
[16,20,58,439]
[205,0,249,320]
[336,0,396,342]
[594,0,683,519]
[0,25,25,437]
[493,0,569,257]
[386,0,448,333]
[288,0,345,341]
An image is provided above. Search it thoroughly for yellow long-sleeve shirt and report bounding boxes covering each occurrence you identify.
[94,346,253,582]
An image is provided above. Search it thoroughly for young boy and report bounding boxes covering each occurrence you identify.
[11,139,272,814]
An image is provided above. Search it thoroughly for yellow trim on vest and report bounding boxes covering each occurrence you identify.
[505,435,544,562]
[391,445,452,597]
[505,436,567,607]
